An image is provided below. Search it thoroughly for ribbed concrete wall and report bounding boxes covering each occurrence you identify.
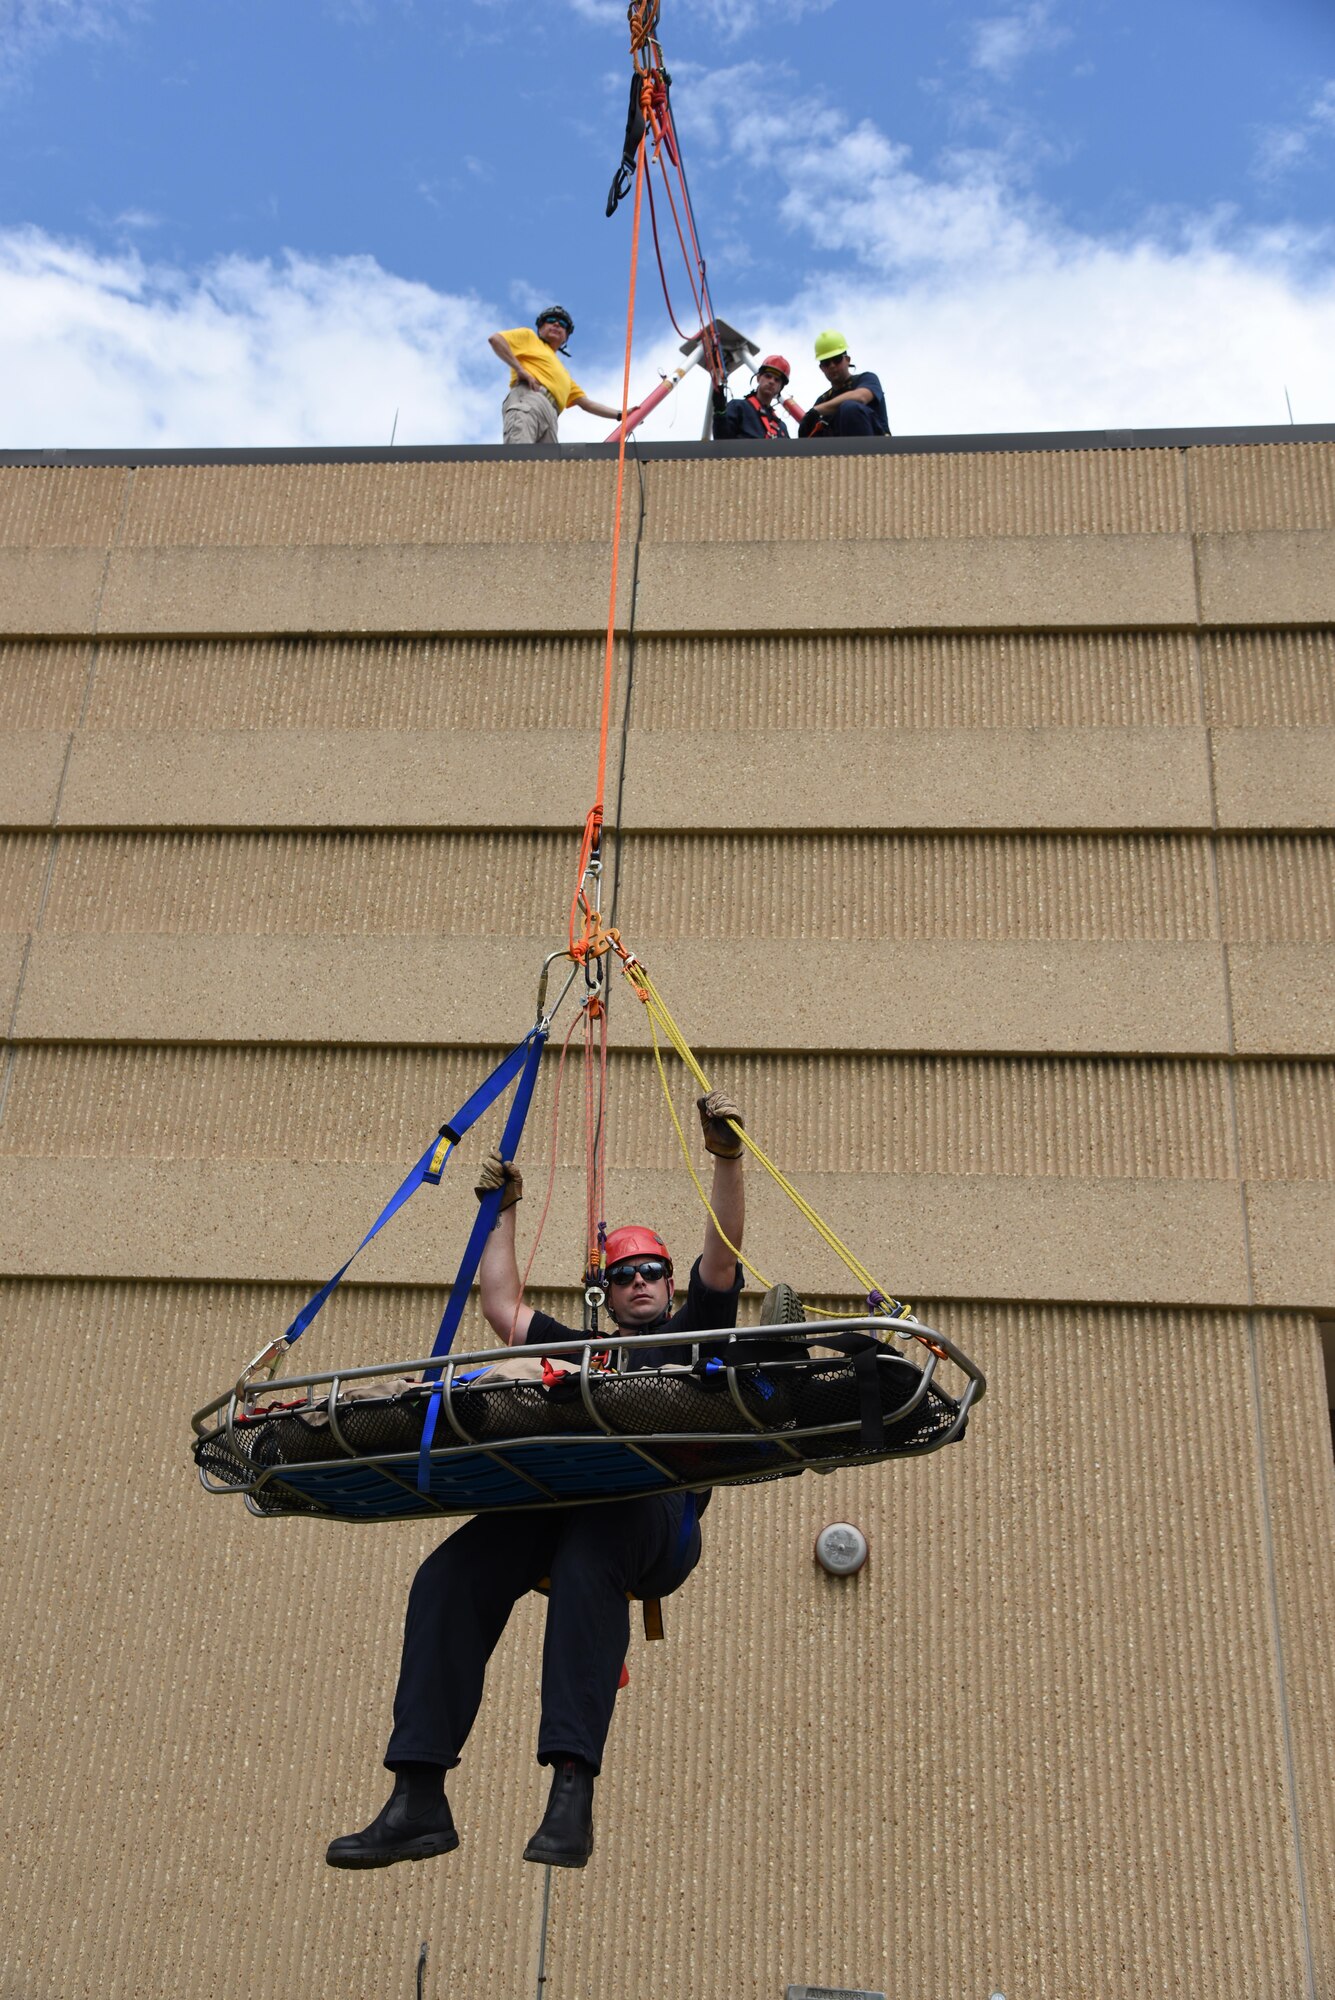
[2,439,1333,2000]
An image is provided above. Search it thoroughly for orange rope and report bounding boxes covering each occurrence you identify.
[628,0,660,54]
[570,77,652,964]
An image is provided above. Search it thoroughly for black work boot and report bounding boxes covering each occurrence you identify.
[522,1757,596,1869]
[325,1764,459,1869]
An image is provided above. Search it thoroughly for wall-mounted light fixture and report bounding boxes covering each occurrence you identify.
[813,1522,869,1576]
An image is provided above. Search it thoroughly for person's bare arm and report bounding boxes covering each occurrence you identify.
[475,1153,535,1344]
[488,332,541,393]
[696,1092,745,1291]
[701,1153,744,1291]
[571,394,623,421]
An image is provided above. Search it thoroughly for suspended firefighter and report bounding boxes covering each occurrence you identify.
[326,1090,751,1873]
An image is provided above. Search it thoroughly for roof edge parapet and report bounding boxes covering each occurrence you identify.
[2,422,1333,470]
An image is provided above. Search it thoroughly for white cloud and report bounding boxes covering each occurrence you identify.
[0,232,497,447]
[562,0,626,24]
[1256,77,1335,181]
[0,229,635,448]
[0,0,140,87]
[5,57,1334,458]
[969,1,1068,80]
[622,69,1335,439]
[559,0,832,40]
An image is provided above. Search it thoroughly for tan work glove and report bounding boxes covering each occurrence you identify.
[697,1090,744,1158]
[475,1148,523,1211]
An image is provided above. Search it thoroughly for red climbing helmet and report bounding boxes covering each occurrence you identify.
[757,353,791,384]
[603,1225,673,1277]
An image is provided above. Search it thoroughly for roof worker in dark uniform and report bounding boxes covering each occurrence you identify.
[488,307,623,445]
[711,354,793,440]
[798,329,890,438]
[326,1090,748,1874]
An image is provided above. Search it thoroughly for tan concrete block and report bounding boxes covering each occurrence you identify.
[0,933,25,1022]
[118,458,620,547]
[1187,441,1335,534]
[628,725,1212,830]
[0,466,126,547]
[1201,630,1335,728]
[1211,729,1335,830]
[1218,835,1335,944]
[0,834,49,931]
[0,1278,1319,2000]
[90,536,1198,638]
[56,726,1214,832]
[1252,1316,1335,1973]
[58,730,591,829]
[1196,531,1335,626]
[0,550,108,635]
[1234,1062,1335,1181]
[0,1043,1241,1184]
[38,828,1221,943]
[0,734,67,824]
[1245,1185,1335,1306]
[75,629,1200,733]
[647,447,1188,540]
[1229,945,1335,1055]
[0,641,92,729]
[12,934,1230,1053]
[95,545,617,635]
[0,1161,1250,1306]
[636,535,1199,633]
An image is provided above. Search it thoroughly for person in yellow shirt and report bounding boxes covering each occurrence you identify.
[488,308,622,445]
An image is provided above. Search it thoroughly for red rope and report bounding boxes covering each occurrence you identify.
[645,169,692,345]
[569,79,652,963]
[513,1005,583,1341]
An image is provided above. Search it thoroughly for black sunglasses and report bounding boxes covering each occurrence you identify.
[607,1260,670,1286]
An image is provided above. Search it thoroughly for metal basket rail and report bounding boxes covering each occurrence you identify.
[191,1318,987,1524]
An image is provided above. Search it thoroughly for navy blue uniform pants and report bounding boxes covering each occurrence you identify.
[825,400,878,435]
[385,1493,702,1775]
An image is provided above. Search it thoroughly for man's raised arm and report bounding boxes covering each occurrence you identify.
[474,1150,535,1345]
[696,1091,746,1290]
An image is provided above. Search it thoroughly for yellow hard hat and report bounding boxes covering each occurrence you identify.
[813,329,848,363]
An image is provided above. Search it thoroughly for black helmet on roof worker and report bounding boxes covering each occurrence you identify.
[536,306,574,350]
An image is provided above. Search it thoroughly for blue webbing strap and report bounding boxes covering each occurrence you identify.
[416,1027,548,1491]
[279,1033,543,1352]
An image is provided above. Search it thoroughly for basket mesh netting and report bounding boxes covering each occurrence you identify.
[192,1350,966,1520]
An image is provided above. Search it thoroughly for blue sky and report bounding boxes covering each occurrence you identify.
[1,0,1332,444]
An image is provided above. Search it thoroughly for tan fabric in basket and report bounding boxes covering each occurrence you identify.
[256,1354,583,1427]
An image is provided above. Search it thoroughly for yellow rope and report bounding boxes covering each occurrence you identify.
[625,961,914,1320]
[641,997,774,1292]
